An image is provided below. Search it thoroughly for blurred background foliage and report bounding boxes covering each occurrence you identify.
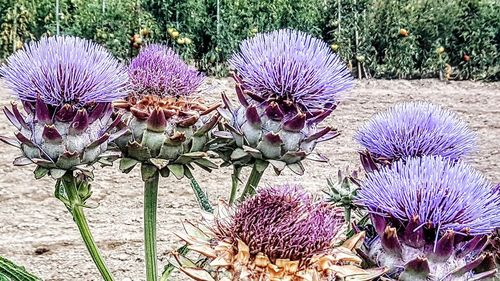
[0,0,499,80]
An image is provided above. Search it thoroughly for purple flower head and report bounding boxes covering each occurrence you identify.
[357,156,500,236]
[128,44,205,97]
[355,102,477,162]
[225,184,344,262]
[0,36,128,107]
[229,29,353,114]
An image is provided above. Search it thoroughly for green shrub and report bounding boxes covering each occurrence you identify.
[1,0,499,80]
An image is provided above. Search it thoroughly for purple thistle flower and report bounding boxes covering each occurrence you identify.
[0,36,127,174]
[0,36,128,107]
[357,156,500,236]
[128,44,205,97]
[224,184,344,262]
[229,29,353,113]
[354,102,477,162]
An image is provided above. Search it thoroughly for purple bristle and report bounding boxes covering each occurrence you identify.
[357,156,500,236]
[0,36,128,107]
[128,44,205,97]
[354,102,477,161]
[226,184,344,262]
[229,29,353,113]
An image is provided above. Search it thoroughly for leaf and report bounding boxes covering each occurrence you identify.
[33,166,49,179]
[141,164,158,182]
[160,245,189,281]
[287,162,305,175]
[254,159,269,173]
[194,158,218,170]
[189,177,213,212]
[149,158,169,170]
[178,267,215,281]
[119,158,139,173]
[167,164,185,180]
[50,169,67,179]
[13,156,32,166]
[0,256,42,281]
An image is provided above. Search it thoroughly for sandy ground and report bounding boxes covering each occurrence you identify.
[0,78,499,281]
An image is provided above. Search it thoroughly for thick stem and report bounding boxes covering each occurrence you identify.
[61,174,114,281]
[239,162,267,201]
[144,171,159,281]
[229,165,242,205]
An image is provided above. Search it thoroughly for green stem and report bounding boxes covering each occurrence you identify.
[229,165,242,205]
[345,206,352,232]
[144,171,159,281]
[61,174,114,281]
[238,162,267,201]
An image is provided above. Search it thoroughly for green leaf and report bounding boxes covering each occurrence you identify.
[189,177,213,213]
[254,159,269,173]
[50,169,67,179]
[194,158,218,170]
[167,164,185,180]
[33,166,49,179]
[119,158,139,173]
[160,245,189,281]
[0,256,42,281]
[141,164,158,182]
[149,158,169,170]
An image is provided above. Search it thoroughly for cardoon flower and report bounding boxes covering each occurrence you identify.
[216,29,353,177]
[354,102,476,169]
[0,36,127,280]
[357,156,500,280]
[0,36,128,178]
[113,44,219,179]
[113,44,219,281]
[172,185,386,281]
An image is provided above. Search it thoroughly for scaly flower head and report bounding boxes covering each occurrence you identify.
[355,102,476,166]
[216,29,353,175]
[172,185,387,281]
[0,36,128,177]
[113,44,219,178]
[357,156,500,281]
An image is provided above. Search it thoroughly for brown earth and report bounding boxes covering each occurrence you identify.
[0,78,499,281]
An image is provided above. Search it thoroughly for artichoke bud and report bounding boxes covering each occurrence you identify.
[214,29,353,175]
[0,36,128,179]
[114,44,219,178]
[172,185,387,281]
[358,157,500,280]
[326,168,360,209]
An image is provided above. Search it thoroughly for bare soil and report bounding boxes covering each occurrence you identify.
[0,78,499,281]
